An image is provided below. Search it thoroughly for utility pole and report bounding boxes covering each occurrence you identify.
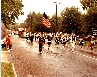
[30,12,32,32]
[54,2,61,34]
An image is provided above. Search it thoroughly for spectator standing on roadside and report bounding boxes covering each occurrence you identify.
[1,37,6,48]
[6,35,12,50]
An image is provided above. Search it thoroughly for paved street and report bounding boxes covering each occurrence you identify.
[7,35,97,77]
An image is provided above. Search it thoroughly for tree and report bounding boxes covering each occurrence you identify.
[80,14,88,34]
[1,0,24,26]
[61,6,82,35]
[80,0,97,10]
[50,14,62,33]
[80,0,97,35]
[85,6,97,34]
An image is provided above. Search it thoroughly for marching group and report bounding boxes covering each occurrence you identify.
[1,32,96,53]
[25,32,96,54]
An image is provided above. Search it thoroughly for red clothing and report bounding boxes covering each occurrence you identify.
[6,37,11,45]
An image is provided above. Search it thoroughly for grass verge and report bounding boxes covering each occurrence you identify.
[1,48,8,51]
[1,62,15,77]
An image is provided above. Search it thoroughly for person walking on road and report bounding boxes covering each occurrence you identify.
[29,33,34,43]
[70,34,76,51]
[71,41,75,51]
[38,34,44,53]
[89,37,95,50]
[55,36,59,48]
[26,32,29,41]
[79,38,84,50]
[62,37,67,48]
[47,35,52,50]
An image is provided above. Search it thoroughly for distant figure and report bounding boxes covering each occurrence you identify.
[79,38,84,50]
[71,41,75,51]
[47,35,52,50]
[62,37,67,47]
[34,33,37,41]
[29,34,34,43]
[55,36,59,48]
[89,37,95,50]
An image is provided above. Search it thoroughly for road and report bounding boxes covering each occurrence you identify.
[8,35,97,77]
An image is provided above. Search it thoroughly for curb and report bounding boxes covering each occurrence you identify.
[12,63,17,77]
[2,50,17,77]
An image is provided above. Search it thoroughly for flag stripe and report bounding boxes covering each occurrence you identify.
[42,13,51,28]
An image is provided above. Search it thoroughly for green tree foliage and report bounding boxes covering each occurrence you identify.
[1,0,24,26]
[80,14,88,34]
[61,6,82,35]
[50,14,62,33]
[80,0,97,35]
[80,0,97,10]
[25,12,49,32]
[25,12,34,29]
[85,6,97,34]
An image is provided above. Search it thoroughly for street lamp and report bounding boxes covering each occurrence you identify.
[54,2,61,33]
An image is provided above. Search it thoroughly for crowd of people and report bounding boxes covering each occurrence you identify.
[1,32,96,53]
[24,32,96,54]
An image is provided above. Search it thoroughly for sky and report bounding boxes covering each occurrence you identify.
[15,0,86,23]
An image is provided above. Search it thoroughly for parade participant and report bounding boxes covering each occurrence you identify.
[62,37,66,47]
[26,32,29,41]
[34,33,37,41]
[55,35,59,48]
[29,33,34,43]
[71,41,75,51]
[70,34,76,51]
[42,33,45,44]
[71,35,76,45]
[90,37,95,50]
[47,35,52,50]
[38,33,44,53]
[66,35,70,47]
[79,38,84,50]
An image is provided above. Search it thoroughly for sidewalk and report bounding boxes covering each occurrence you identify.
[1,50,10,62]
[1,49,17,77]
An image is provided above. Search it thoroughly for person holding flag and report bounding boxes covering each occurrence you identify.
[38,32,44,54]
[38,12,51,53]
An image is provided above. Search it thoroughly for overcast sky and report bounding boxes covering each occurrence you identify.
[15,0,85,23]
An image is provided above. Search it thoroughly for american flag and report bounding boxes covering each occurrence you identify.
[42,12,51,28]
